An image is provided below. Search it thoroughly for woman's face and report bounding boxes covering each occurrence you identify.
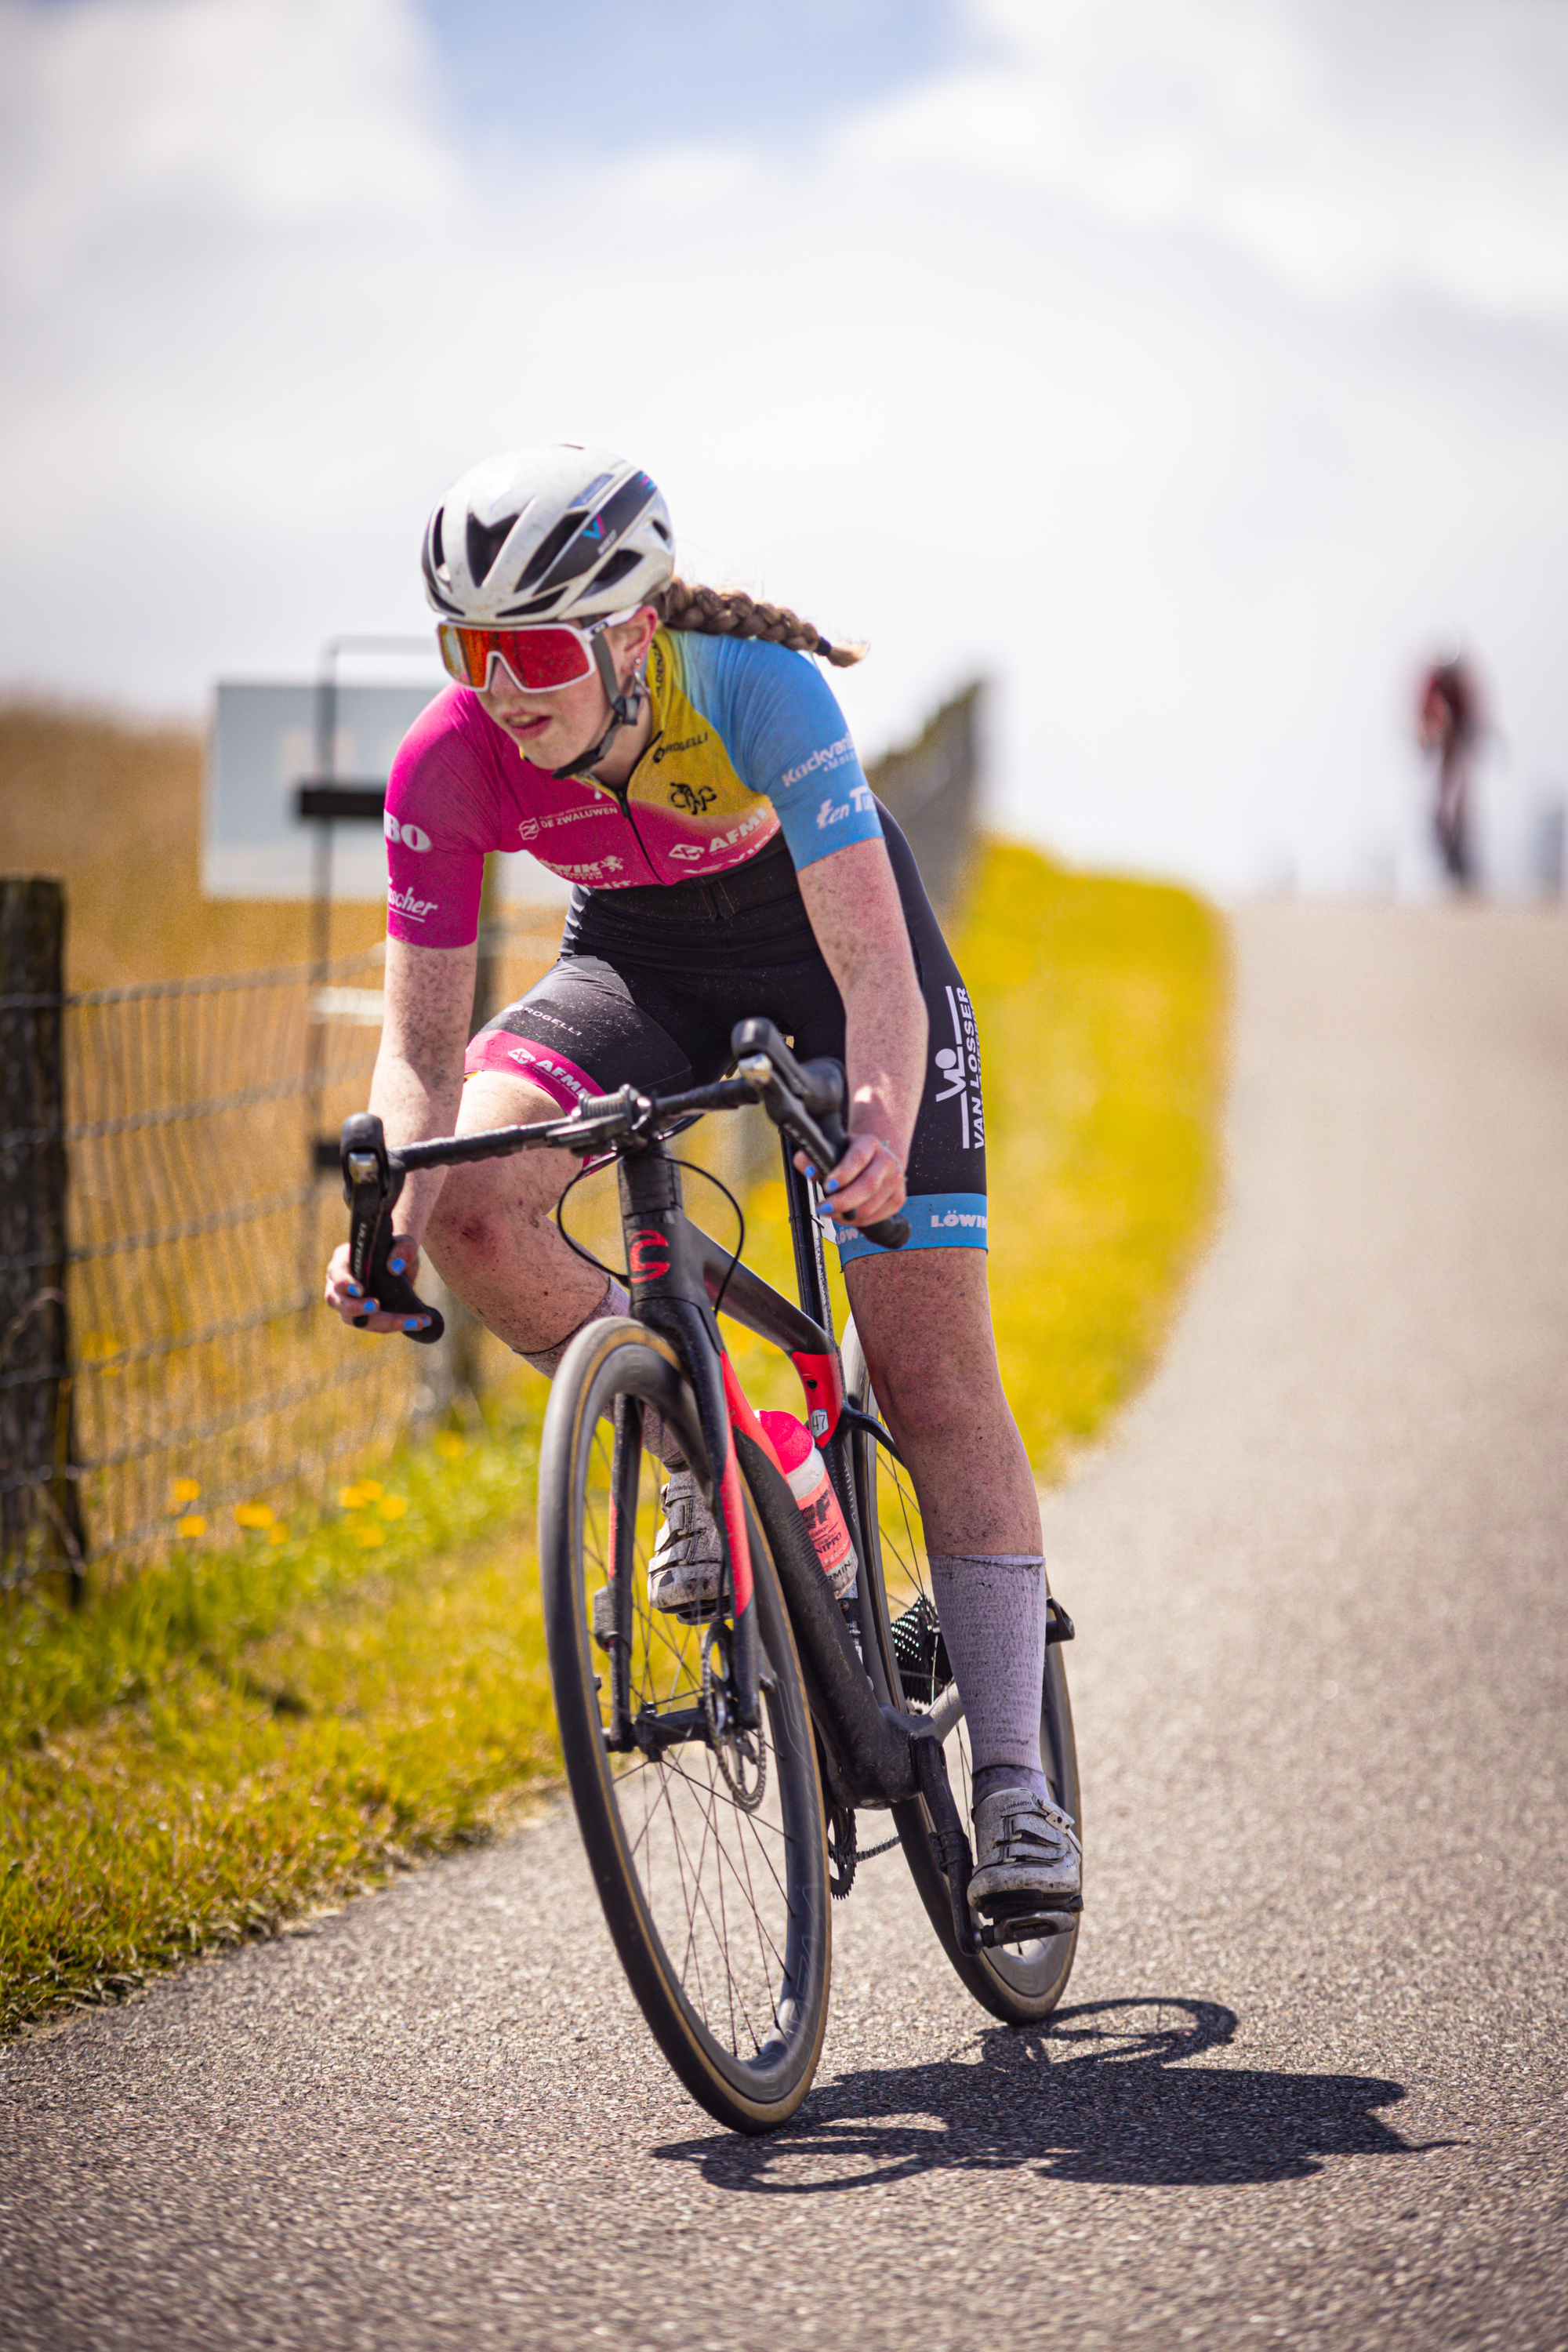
[477,608,657,772]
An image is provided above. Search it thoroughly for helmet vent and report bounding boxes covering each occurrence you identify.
[517,511,586,592]
[592,548,641,593]
[466,511,519,588]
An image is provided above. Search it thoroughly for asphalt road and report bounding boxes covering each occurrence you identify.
[5,905,1566,2352]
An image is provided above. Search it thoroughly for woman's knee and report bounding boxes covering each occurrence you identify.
[424,1157,554,1270]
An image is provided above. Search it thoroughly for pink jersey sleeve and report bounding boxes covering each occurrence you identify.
[383,687,497,949]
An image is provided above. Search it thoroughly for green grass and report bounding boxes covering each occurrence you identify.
[2,840,1225,2034]
[1,1406,555,2033]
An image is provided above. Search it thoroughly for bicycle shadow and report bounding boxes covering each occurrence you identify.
[655,1998,1450,2193]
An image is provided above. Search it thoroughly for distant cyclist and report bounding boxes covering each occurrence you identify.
[1417,655,1483,890]
[324,445,1079,1920]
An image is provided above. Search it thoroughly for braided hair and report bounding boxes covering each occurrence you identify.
[655,578,865,668]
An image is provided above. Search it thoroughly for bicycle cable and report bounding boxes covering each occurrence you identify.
[667,1157,746,1320]
[551,1151,747,1316]
[552,1152,628,1284]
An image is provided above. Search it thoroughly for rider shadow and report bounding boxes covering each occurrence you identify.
[655,1998,1449,2194]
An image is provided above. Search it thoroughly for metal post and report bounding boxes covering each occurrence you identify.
[0,877,86,1599]
[299,660,338,1309]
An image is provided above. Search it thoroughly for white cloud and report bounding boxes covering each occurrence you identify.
[848,0,1568,319]
[0,0,453,289]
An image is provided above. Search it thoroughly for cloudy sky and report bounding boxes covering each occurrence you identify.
[3,0,1566,893]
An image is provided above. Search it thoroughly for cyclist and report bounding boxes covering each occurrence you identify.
[324,445,1079,1920]
[1416,655,1483,889]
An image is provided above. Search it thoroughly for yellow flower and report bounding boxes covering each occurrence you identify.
[176,1514,206,1539]
[376,1495,407,1520]
[234,1502,274,1530]
[169,1477,201,1508]
[433,1431,465,1461]
[337,1484,367,1509]
[358,1479,384,1500]
[354,1523,386,1548]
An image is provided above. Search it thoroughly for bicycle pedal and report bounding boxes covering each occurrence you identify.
[977,1909,1079,1947]
[972,1886,1083,1925]
[663,1594,718,1627]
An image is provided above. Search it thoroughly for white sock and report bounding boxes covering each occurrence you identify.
[927,1552,1052,1809]
[515,1280,686,1469]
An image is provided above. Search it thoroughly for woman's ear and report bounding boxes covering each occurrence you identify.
[626,604,660,662]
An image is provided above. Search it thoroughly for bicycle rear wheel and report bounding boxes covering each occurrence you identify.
[539,1318,831,2133]
[841,1320,1080,2026]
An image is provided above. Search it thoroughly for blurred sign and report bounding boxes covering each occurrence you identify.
[205,681,436,901]
[204,680,570,906]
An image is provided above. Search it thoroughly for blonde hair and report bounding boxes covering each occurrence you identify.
[655,577,865,668]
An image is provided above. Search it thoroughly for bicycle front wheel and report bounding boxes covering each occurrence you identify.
[841,1320,1080,2027]
[539,1318,831,2133]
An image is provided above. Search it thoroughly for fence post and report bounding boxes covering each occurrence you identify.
[866,679,983,920]
[0,876,86,1600]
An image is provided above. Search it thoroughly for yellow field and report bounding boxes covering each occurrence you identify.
[0,700,385,986]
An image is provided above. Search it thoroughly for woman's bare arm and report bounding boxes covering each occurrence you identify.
[795,836,927,1229]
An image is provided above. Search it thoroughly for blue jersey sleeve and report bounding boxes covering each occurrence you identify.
[678,633,883,870]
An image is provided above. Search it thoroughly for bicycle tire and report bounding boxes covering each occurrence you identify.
[840,1319,1080,2026]
[539,1317,831,2133]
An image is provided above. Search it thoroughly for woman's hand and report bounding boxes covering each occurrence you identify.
[794,1131,906,1230]
[323,1237,434,1337]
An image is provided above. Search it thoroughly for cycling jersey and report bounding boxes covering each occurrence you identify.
[383,628,882,948]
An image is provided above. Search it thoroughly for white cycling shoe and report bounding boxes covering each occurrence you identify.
[648,1469,724,1619]
[968,1786,1082,1917]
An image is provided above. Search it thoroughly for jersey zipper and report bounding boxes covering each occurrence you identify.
[590,735,662,881]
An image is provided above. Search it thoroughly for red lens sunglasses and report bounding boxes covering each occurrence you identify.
[436,613,629,695]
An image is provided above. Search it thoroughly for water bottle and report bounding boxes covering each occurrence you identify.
[760,1410,857,1599]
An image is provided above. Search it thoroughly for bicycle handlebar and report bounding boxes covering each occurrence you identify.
[339,1018,909,1343]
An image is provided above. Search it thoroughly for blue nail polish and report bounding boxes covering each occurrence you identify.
[804,1164,818,1181]
[825,1176,839,1194]
[347,1283,361,1298]
[390,1256,405,1274]
[404,1316,421,1332]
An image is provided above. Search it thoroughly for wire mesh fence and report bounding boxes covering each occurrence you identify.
[1,909,561,1592]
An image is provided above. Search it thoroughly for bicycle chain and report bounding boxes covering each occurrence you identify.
[827,1810,901,1899]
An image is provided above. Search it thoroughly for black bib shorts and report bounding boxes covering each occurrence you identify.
[464,807,988,1261]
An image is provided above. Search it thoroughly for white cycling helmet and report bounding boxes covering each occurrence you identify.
[422,445,674,626]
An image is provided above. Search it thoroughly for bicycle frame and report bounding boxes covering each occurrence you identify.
[609,1125,853,1738]
[610,1128,989,1941]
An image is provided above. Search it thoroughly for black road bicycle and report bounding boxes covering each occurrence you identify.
[341,1018,1080,2133]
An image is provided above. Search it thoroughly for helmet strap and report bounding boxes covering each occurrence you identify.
[550,631,647,782]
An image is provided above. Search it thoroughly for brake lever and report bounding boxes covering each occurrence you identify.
[340,1112,445,1345]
